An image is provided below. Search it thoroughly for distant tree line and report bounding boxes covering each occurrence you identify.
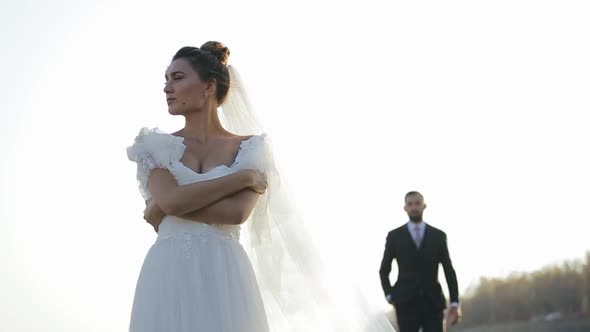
[457,252,590,328]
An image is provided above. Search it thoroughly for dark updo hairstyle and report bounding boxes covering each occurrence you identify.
[172,41,231,105]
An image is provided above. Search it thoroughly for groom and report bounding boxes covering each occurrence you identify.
[379,191,461,332]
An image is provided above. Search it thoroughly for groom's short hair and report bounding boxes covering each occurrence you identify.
[405,191,424,202]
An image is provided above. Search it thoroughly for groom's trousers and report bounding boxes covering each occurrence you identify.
[394,294,444,332]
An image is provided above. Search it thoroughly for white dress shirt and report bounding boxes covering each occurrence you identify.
[407,220,426,247]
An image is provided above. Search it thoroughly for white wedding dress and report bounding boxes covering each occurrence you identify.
[126,65,397,331]
[127,127,270,332]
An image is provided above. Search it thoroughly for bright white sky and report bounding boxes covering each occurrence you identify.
[1,0,589,331]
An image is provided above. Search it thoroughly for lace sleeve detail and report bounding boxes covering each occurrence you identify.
[127,127,186,200]
[229,134,280,243]
[139,153,161,173]
[134,153,165,200]
[232,134,275,173]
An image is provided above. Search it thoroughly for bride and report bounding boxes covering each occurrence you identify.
[127,41,395,332]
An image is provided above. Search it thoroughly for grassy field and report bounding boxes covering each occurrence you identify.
[450,317,590,332]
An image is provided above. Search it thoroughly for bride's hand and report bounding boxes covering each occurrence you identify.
[144,198,166,232]
[239,169,267,194]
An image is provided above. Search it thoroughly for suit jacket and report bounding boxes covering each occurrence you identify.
[379,223,459,311]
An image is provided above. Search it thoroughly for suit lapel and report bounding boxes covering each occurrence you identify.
[420,225,430,251]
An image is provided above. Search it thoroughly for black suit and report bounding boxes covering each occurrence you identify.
[379,223,459,332]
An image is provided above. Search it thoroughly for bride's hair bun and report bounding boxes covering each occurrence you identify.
[200,41,230,66]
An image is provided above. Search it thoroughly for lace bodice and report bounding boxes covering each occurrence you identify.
[127,127,273,238]
[127,127,271,200]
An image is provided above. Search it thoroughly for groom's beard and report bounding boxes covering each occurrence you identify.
[409,213,423,223]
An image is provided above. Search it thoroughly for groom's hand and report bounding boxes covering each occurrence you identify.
[447,306,462,325]
[144,199,165,232]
